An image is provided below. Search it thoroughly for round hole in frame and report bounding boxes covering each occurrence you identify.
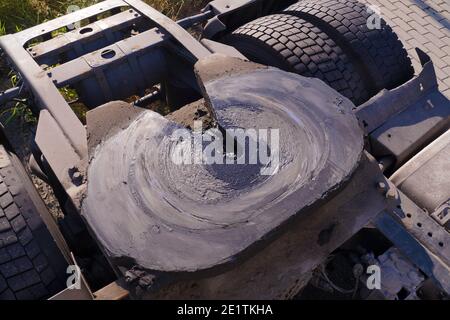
[80,27,93,34]
[101,49,116,59]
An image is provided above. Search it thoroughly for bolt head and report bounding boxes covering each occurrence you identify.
[71,171,83,184]
[377,181,387,191]
[386,189,396,199]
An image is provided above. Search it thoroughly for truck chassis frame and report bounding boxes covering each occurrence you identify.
[0,0,448,299]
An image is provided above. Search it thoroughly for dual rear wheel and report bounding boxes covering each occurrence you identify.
[225,0,414,106]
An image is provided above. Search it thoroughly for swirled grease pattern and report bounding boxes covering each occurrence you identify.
[82,67,363,272]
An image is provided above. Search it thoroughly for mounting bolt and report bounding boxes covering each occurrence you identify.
[72,172,83,184]
[69,166,83,185]
[377,181,387,192]
[386,188,397,199]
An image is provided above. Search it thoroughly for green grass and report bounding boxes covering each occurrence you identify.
[0,20,5,36]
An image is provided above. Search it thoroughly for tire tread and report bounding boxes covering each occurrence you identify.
[227,13,370,105]
[283,0,414,93]
[0,146,67,300]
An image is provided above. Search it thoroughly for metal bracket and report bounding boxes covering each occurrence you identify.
[373,189,450,293]
[432,200,450,230]
[355,49,450,169]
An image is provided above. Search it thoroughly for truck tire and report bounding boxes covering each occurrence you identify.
[283,0,414,95]
[225,14,370,105]
[0,144,68,300]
